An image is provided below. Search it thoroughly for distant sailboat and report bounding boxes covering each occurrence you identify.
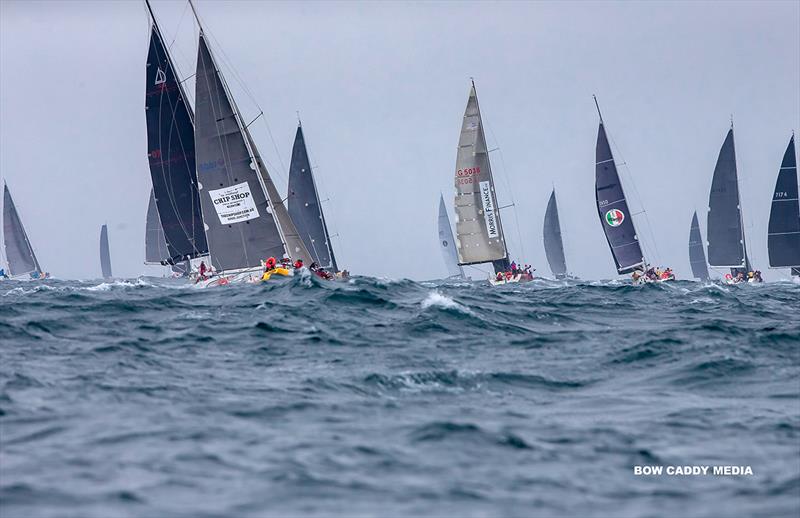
[707,126,753,278]
[100,224,113,279]
[189,2,312,284]
[437,194,465,279]
[593,99,647,276]
[767,134,800,277]
[453,81,528,285]
[2,182,45,279]
[688,211,710,281]
[287,121,339,272]
[543,189,570,279]
[144,0,208,267]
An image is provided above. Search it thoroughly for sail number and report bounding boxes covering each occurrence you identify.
[598,199,609,207]
[456,167,481,184]
[775,191,789,198]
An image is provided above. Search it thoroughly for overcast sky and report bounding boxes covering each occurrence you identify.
[1,0,798,280]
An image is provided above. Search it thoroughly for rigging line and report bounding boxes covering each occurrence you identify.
[487,131,527,262]
[304,132,345,260]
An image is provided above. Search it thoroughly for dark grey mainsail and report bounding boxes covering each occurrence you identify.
[100,224,113,279]
[707,128,751,275]
[438,194,464,279]
[543,189,568,278]
[594,105,645,274]
[287,123,337,270]
[768,135,800,271]
[145,189,169,264]
[3,182,42,277]
[144,1,208,263]
[688,211,710,280]
[453,81,509,274]
[194,33,289,271]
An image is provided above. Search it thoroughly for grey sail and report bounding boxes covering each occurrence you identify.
[767,135,800,269]
[286,124,336,268]
[543,189,568,278]
[707,128,750,275]
[3,182,42,276]
[688,211,710,280]
[145,189,170,264]
[595,119,645,274]
[438,194,464,279]
[194,33,289,271]
[453,82,509,273]
[100,224,113,279]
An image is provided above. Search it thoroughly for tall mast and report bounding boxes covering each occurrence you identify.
[729,119,750,269]
[146,0,194,121]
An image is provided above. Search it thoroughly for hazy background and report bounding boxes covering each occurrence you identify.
[1,0,798,281]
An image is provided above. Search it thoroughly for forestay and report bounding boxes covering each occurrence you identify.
[2,182,42,276]
[688,211,710,280]
[768,135,800,269]
[100,224,113,279]
[453,83,509,272]
[543,189,567,278]
[438,194,464,279]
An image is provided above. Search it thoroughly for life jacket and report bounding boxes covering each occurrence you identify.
[265,257,276,269]
[294,260,303,269]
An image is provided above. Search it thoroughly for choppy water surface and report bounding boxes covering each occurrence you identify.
[1,276,799,517]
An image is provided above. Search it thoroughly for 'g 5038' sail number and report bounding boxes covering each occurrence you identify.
[456,167,481,184]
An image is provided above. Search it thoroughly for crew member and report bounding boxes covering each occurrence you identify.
[294,259,304,269]
[199,261,208,280]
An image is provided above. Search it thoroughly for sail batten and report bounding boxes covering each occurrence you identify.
[688,211,710,280]
[100,224,113,279]
[768,135,800,268]
[3,183,42,276]
[453,83,508,273]
[438,194,464,279]
[594,121,645,274]
[543,189,568,278]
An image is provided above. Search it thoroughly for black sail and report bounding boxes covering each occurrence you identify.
[3,182,42,276]
[145,24,208,263]
[595,122,645,274]
[145,189,169,264]
[768,135,800,268]
[688,211,710,280]
[100,224,113,279]
[287,124,338,271]
[543,189,567,278]
[194,34,286,271]
[707,129,749,272]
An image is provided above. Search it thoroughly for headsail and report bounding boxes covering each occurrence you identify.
[707,128,750,274]
[144,4,208,264]
[438,194,464,279]
[688,211,710,280]
[594,110,645,274]
[145,189,169,264]
[287,123,337,270]
[100,224,113,279]
[2,182,42,277]
[543,189,568,278]
[453,82,509,273]
[767,135,800,269]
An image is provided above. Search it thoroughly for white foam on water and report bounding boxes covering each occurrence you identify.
[421,291,473,315]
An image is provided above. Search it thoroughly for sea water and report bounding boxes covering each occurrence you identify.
[1,276,798,517]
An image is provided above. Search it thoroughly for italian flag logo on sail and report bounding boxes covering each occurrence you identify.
[605,209,625,227]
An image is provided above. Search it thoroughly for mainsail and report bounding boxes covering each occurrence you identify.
[543,189,568,278]
[100,224,113,279]
[287,123,338,270]
[438,194,464,279]
[144,2,208,264]
[145,189,169,264]
[2,182,42,277]
[767,135,800,272]
[453,81,509,273]
[688,211,710,280]
[594,105,645,274]
[707,128,751,275]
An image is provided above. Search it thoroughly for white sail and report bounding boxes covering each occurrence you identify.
[438,194,464,279]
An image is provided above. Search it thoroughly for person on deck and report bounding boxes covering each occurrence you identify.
[0,268,6,279]
[753,270,763,282]
[293,259,304,270]
[198,261,208,280]
[496,272,504,281]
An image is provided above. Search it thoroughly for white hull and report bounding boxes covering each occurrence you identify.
[489,273,534,286]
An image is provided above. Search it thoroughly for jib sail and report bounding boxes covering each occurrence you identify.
[543,189,568,278]
[438,194,464,279]
[688,211,709,280]
[2,182,42,277]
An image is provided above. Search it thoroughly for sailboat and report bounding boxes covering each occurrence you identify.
[543,189,573,279]
[100,224,113,279]
[144,189,187,276]
[188,1,313,286]
[593,98,653,281]
[2,182,47,280]
[287,121,346,279]
[453,81,530,286]
[144,0,208,271]
[688,211,710,281]
[767,134,800,277]
[437,194,465,279]
[706,125,756,283]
